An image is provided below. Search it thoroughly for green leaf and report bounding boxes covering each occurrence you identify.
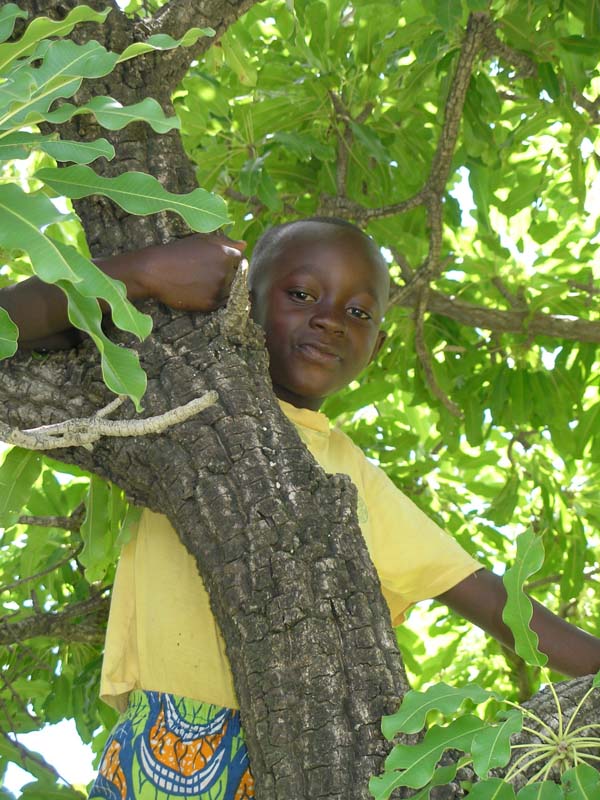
[36,165,229,232]
[383,715,488,787]
[19,782,85,799]
[0,40,120,129]
[471,710,523,777]
[58,281,147,409]
[467,778,518,799]
[0,737,56,785]
[538,62,561,102]
[117,27,214,62]
[222,32,257,86]
[0,132,115,163]
[485,472,520,526]
[116,503,142,548]
[0,183,81,283]
[51,240,152,341]
[575,403,600,456]
[41,137,115,164]
[79,476,114,583]
[44,96,180,133]
[408,760,464,800]
[502,528,548,668]
[0,5,111,71]
[381,682,494,738]
[516,782,563,800]
[0,307,18,359]
[558,36,600,56]
[0,4,28,44]
[560,520,586,601]
[562,763,600,798]
[433,0,463,32]
[0,448,42,527]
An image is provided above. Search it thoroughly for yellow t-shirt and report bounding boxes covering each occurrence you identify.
[101,401,480,712]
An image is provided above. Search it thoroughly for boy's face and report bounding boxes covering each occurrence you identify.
[250,223,388,410]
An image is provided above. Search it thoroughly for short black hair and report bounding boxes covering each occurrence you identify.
[248,216,387,287]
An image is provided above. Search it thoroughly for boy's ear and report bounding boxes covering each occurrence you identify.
[369,330,387,364]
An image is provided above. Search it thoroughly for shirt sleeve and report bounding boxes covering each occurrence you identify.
[359,453,481,625]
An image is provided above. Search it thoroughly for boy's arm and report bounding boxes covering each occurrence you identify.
[437,569,600,677]
[0,234,246,350]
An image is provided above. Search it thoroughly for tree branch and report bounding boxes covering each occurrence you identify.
[17,503,85,532]
[389,283,600,343]
[484,22,538,78]
[572,89,600,124]
[0,393,217,450]
[0,729,85,795]
[0,593,109,646]
[145,0,260,88]
[329,90,353,197]
[414,288,463,418]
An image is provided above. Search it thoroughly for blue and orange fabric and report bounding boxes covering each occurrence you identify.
[89,691,254,799]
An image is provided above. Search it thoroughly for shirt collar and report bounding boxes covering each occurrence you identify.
[278,399,330,434]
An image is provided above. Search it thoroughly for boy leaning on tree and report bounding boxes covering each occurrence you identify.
[2,218,599,800]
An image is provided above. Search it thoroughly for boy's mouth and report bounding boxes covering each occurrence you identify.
[296,341,342,363]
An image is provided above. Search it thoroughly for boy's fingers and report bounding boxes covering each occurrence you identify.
[221,244,245,259]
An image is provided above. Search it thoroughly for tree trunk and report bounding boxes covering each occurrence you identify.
[2,297,410,799]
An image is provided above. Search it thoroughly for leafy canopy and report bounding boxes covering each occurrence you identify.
[1,0,600,797]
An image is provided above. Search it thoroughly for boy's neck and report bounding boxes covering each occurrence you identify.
[273,385,323,412]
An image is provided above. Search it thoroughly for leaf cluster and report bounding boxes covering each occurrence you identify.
[0,3,222,408]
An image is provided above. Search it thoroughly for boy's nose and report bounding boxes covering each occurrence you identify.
[310,307,346,335]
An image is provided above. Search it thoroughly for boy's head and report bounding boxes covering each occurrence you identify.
[248,217,389,410]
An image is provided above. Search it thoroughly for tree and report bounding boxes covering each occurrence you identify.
[0,0,599,798]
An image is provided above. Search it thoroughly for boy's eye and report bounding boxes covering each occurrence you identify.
[347,307,371,320]
[288,290,314,302]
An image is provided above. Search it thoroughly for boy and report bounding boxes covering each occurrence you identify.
[2,218,600,799]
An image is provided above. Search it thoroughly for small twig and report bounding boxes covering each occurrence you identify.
[0,728,83,793]
[492,277,528,310]
[356,101,374,125]
[569,280,600,294]
[389,255,454,308]
[17,503,85,532]
[329,90,354,197]
[526,567,600,592]
[413,288,463,418]
[0,591,110,646]
[0,671,39,724]
[572,90,600,124]
[0,393,218,451]
[389,246,414,283]
[318,191,426,222]
[221,258,250,342]
[483,23,538,78]
[0,545,83,595]
[94,395,125,418]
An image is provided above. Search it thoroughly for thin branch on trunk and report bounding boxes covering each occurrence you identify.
[0,392,217,450]
[17,503,85,532]
[0,592,110,646]
[413,288,463,418]
[389,284,600,343]
[0,728,86,796]
[329,90,353,197]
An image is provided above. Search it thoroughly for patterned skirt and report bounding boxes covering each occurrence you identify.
[89,690,254,799]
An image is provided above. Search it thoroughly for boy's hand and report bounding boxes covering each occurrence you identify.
[137,234,247,311]
[1,233,248,350]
